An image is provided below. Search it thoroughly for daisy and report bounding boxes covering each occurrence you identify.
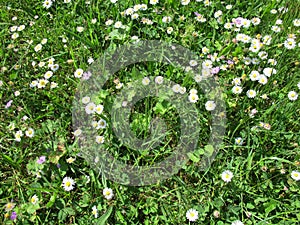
[188,93,199,103]
[235,137,243,145]
[97,119,107,129]
[149,0,159,5]
[92,206,98,218]
[30,195,39,205]
[155,76,164,84]
[95,104,104,114]
[179,86,186,94]
[11,33,19,39]
[232,220,244,225]
[76,27,84,32]
[142,77,150,85]
[82,96,90,104]
[284,38,296,49]
[66,157,76,163]
[131,13,139,20]
[62,177,75,191]
[288,91,298,101]
[249,71,260,81]
[88,57,94,64]
[74,128,82,136]
[251,17,261,25]
[258,75,268,85]
[74,68,84,78]
[181,0,190,5]
[85,102,96,114]
[189,60,198,67]
[114,21,123,29]
[64,0,72,3]
[43,0,53,9]
[25,128,34,138]
[34,44,42,52]
[297,82,300,90]
[172,84,181,93]
[10,26,18,32]
[291,171,300,181]
[51,64,59,71]
[246,89,256,98]
[232,77,241,85]
[221,170,233,182]
[103,187,114,200]
[205,101,216,111]
[202,60,212,69]
[232,86,242,94]
[186,208,198,222]
[96,135,104,144]
[293,19,300,27]
[190,88,198,95]
[166,27,173,34]
[162,16,172,23]
[37,79,49,88]
[50,82,58,89]
[41,38,48,44]
[116,83,123,89]
[263,68,276,77]
[5,202,16,212]
[44,71,53,79]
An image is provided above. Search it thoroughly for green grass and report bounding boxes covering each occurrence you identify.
[0,0,300,224]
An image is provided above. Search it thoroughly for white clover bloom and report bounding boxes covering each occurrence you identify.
[246,89,256,98]
[62,177,75,191]
[221,170,233,182]
[142,77,150,85]
[288,91,298,101]
[25,128,35,138]
[85,102,96,114]
[205,100,216,111]
[291,171,300,181]
[232,86,242,94]
[103,188,114,200]
[186,208,198,222]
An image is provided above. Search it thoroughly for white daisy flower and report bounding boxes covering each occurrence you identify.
[95,104,104,114]
[25,128,35,138]
[205,101,216,111]
[232,220,244,225]
[246,89,256,98]
[221,170,233,182]
[288,91,298,101]
[82,96,90,104]
[30,195,39,205]
[44,71,53,79]
[142,77,150,85]
[74,68,84,78]
[188,93,199,103]
[186,208,199,222]
[85,102,96,114]
[284,38,296,49]
[155,76,164,84]
[249,71,260,81]
[97,119,107,129]
[103,188,114,200]
[258,75,268,85]
[96,135,104,144]
[43,0,53,9]
[263,68,276,77]
[62,177,75,191]
[74,129,82,136]
[34,44,42,52]
[291,171,300,181]
[92,206,98,218]
[232,86,243,94]
[235,137,243,145]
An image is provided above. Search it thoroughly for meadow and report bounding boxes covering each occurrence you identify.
[0,0,300,224]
